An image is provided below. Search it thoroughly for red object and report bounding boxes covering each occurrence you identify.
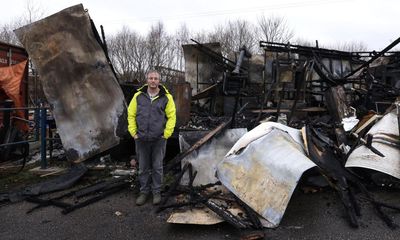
[0,41,29,131]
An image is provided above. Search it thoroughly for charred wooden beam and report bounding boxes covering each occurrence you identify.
[305,125,360,227]
[235,196,263,230]
[26,196,72,214]
[176,181,221,193]
[157,163,191,212]
[62,181,129,215]
[191,39,239,71]
[75,176,129,198]
[305,125,399,229]
[192,83,218,101]
[165,120,231,172]
[325,85,351,123]
[157,190,221,212]
[344,36,400,79]
[202,198,251,229]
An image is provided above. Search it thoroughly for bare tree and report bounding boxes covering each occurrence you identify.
[108,27,149,82]
[334,41,368,52]
[174,24,191,71]
[257,15,294,44]
[147,22,176,71]
[0,0,45,45]
[0,22,21,45]
[108,22,180,82]
[293,37,317,47]
[227,19,257,54]
[107,15,295,82]
[22,0,45,24]
[175,23,191,45]
[208,20,257,57]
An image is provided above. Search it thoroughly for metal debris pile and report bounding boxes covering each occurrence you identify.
[158,36,400,231]
[2,3,400,238]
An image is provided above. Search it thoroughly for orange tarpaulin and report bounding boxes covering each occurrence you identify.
[0,60,28,131]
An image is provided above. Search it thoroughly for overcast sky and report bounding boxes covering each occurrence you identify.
[2,0,399,50]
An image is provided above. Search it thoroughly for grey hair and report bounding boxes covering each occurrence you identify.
[146,69,161,79]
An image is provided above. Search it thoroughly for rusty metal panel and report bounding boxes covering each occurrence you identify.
[346,110,400,179]
[216,123,316,228]
[0,41,28,67]
[166,82,191,127]
[14,4,127,162]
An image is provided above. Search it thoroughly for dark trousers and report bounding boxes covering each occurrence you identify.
[135,138,166,194]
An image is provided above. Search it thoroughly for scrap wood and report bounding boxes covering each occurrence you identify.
[305,125,400,229]
[167,208,223,225]
[240,231,265,240]
[157,190,221,212]
[25,176,130,214]
[161,161,257,229]
[5,164,87,203]
[305,125,362,227]
[175,181,222,193]
[201,197,251,229]
[353,114,380,134]
[192,83,218,101]
[62,181,130,215]
[75,176,129,198]
[157,163,191,212]
[26,196,72,213]
[234,196,263,230]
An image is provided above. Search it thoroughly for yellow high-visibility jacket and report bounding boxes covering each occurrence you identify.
[127,84,176,140]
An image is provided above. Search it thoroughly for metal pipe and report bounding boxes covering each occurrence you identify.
[232,46,251,74]
[10,116,34,124]
[0,140,36,148]
[0,106,48,111]
[232,50,246,74]
[34,108,40,141]
[40,107,47,169]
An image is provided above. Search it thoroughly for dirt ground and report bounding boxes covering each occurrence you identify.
[1,186,400,240]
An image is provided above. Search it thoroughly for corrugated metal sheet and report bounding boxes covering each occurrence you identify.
[14,4,127,162]
[216,122,316,228]
[346,110,400,179]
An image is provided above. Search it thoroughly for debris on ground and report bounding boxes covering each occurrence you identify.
[2,3,400,239]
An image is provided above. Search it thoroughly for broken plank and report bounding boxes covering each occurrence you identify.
[165,119,232,172]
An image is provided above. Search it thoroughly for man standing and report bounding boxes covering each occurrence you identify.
[128,70,176,206]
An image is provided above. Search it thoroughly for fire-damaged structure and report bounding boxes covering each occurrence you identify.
[164,37,400,230]
[184,39,400,122]
[2,3,400,238]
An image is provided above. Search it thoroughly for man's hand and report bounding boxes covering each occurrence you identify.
[134,134,139,139]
